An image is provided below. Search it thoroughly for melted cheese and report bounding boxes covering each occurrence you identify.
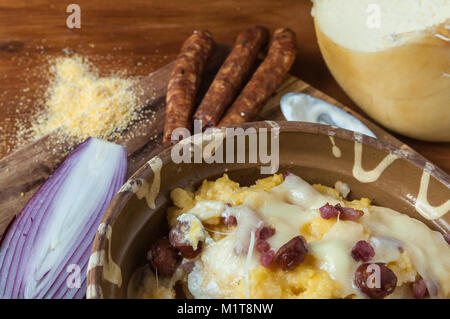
[361,206,450,298]
[188,234,259,298]
[270,174,333,209]
[136,173,450,299]
[309,221,368,297]
[188,200,225,224]
[245,192,317,251]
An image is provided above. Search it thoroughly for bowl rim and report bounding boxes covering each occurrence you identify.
[86,120,450,299]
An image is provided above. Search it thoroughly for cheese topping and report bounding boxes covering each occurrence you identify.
[134,173,449,299]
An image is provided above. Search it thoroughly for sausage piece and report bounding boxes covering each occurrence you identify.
[354,263,397,299]
[147,237,181,277]
[163,30,215,145]
[274,235,308,271]
[193,26,269,129]
[218,28,297,127]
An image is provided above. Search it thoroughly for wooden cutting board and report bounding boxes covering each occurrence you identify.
[0,44,422,237]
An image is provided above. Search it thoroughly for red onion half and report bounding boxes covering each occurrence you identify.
[0,138,127,299]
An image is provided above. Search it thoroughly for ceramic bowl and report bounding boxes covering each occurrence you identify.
[86,121,450,298]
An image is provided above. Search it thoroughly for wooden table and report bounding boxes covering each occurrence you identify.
[0,0,449,173]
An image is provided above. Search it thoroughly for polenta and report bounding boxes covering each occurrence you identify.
[134,173,450,299]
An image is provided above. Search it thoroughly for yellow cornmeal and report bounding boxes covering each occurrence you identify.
[166,174,418,299]
[300,217,335,242]
[28,55,140,141]
[388,253,417,286]
[249,256,343,299]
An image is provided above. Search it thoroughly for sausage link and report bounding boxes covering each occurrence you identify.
[193,26,269,129]
[163,30,215,145]
[218,28,297,127]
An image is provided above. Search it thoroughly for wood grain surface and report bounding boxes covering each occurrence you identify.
[0,0,448,172]
[0,61,437,237]
[0,0,449,235]
[0,44,230,235]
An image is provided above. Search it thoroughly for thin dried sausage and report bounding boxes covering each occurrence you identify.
[218,28,297,126]
[163,30,215,145]
[193,26,269,129]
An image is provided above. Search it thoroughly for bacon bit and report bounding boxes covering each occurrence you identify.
[335,204,364,221]
[178,241,203,259]
[256,226,275,240]
[319,203,364,221]
[260,250,275,268]
[222,215,237,226]
[443,233,450,245]
[351,240,375,262]
[412,278,429,299]
[256,240,271,253]
[274,236,308,271]
[319,203,339,219]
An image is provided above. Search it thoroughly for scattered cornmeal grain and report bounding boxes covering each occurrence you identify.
[28,55,142,141]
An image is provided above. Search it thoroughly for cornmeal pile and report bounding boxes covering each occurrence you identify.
[27,55,141,141]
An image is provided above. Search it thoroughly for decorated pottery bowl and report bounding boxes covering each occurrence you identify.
[87,121,450,299]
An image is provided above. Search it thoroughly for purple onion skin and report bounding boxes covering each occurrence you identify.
[0,138,127,299]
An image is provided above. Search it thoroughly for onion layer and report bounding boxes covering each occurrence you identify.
[0,138,127,299]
